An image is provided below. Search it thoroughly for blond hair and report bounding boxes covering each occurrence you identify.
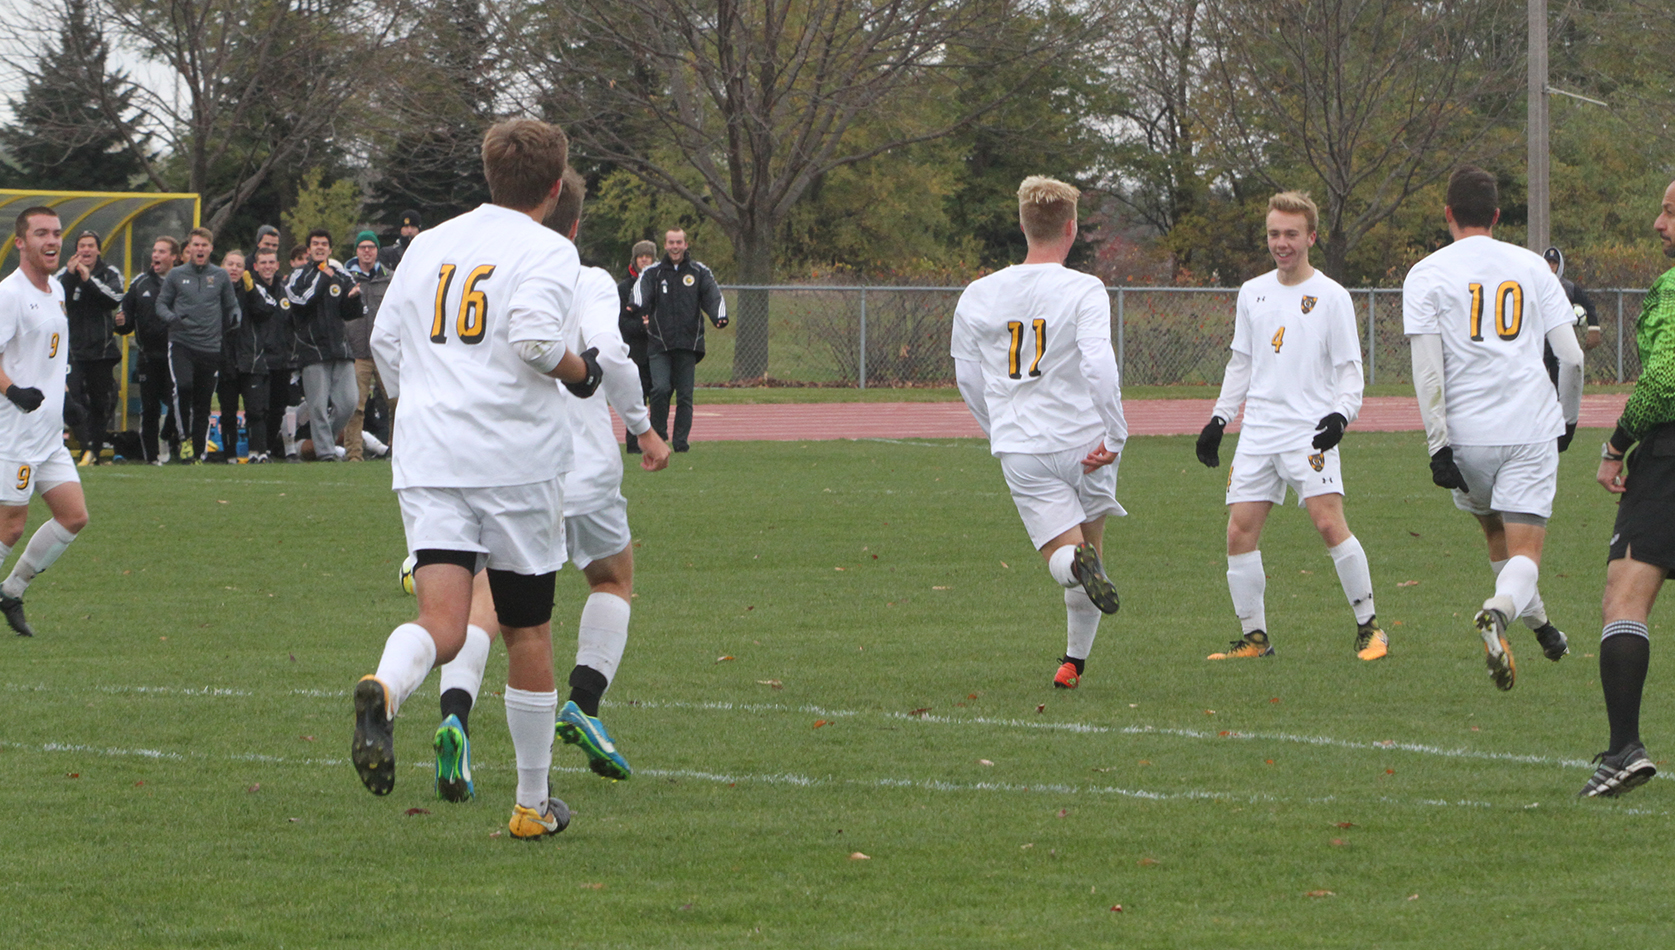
[187,226,215,246]
[1017,176,1080,242]
[482,119,570,212]
[1267,191,1318,234]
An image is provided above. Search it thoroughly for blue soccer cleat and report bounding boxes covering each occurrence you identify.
[433,713,473,802]
[555,700,631,780]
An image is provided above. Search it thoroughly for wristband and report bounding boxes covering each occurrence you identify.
[1602,442,1625,461]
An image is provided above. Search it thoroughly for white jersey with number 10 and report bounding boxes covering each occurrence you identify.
[950,263,1111,455]
[1401,235,1572,446]
[371,203,580,489]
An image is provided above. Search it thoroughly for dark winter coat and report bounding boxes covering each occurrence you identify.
[119,268,169,356]
[617,265,647,344]
[57,257,126,362]
[232,271,291,374]
[630,255,726,357]
[156,261,241,357]
[284,261,365,365]
[342,259,391,360]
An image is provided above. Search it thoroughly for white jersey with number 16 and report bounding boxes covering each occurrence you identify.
[1401,235,1571,446]
[372,203,580,489]
[950,263,1111,455]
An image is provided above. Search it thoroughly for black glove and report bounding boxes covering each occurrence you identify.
[1429,446,1470,492]
[62,390,86,429]
[1557,422,1576,453]
[562,347,603,398]
[1196,416,1226,467]
[1312,412,1347,451]
[714,316,729,329]
[5,385,43,413]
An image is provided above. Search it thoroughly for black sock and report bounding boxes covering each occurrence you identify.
[568,665,609,717]
[440,688,474,737]
[1060,655,1085,676]
[1600,626,1650,754]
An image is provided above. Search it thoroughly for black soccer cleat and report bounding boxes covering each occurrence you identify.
[351,676,397,796]
[1532,622,1569,661]
[1070,542,1120,614]
[1579,742,1657,798]
[0,593,34,637]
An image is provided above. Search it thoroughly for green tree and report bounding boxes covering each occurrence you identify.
[0,0,147,191]
[281,168,364,260]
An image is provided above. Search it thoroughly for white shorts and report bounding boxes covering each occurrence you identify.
[1450,442,1559,519]
[398,478,566,575]
[565,495,631,571]
[0,446,79,507]
[998,439,1126,550]
[1226,447,1342,506]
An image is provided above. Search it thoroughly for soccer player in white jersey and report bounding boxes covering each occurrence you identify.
[0,208,90,638]
[1194,192,1381,661]
[951,176,1126,691]
[429,168,670,801]
[352,120,605,840]
[1402,165,1583,691]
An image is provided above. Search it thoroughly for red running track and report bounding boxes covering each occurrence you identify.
[615,393,1630,442]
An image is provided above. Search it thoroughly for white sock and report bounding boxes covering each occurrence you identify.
[576,592,631,683]
[1327,536,1376,624]
[361,430,388,455]
[438,624,491,703]
[1490,558,1549,629]
[1492,555,1540,620]
[372,622,437,715]
[2,519,78,598]
[1047,545,1077,588]
[0,540,13,570]
[1064,588,1100,661]
[1227,550,1267,635]
[504,686,557,809]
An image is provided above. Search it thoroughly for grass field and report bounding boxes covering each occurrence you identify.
[3,430,1672,948]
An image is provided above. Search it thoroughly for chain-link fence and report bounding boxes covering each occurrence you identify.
[702,285,1650,387]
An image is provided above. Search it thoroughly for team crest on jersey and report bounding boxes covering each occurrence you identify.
[279,299,291,310]
[329,283,341,297]
[1308,451,1325,472]
[1300,296,1317,314]
[683,274,695,287]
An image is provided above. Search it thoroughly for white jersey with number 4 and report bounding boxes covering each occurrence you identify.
[1401,235,1571,446]
[0,269,69,462]
[1226,270,1363,456]
[371,203,580,489]
[950,264,1115,455]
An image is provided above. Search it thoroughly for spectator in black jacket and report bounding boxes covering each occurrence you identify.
[377,209,421,271]
[226,247,289,462]
[58,230,125,466]
[630,229,728,451]
[157,227,241,463]
[284,228,364,461]
[618,239,657,452]
[119,235,182,464]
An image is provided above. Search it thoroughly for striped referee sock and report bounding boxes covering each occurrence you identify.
[1600,620,1650,755]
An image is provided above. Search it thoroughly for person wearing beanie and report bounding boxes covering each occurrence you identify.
[1541,246,1602,388]
[378,210,422,270]
[343,230,393,460]
[618,240,657,452]
[254,224,281,259]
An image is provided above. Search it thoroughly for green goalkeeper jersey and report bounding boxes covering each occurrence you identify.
[1621,266,1675,441]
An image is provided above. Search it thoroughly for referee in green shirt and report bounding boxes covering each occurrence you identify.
[1580,179,1675,798]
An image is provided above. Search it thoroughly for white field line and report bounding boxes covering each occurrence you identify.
[5,681,1622,776]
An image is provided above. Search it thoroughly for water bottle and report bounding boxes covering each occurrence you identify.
[237,424,248,459]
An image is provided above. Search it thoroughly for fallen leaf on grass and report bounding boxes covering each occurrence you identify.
[931,586,950,590]
[812,719,830,729]
[1299,569,1313,575]
[1138,857,1160,867]
[580,882,604,890]
[65,772,79,779]
[217,499,228,504]
[405,808,430,816]
[1000,561,1009,569]
[489,831,502,838]
[1335,822,1356,829]
[1397,580,1420,587]
[1407,894,1419,901]
[1409,531,1421,537]
[715,655,735,663]
[1036,704,1046,713]
[1056,809,1069,818]
[834,567,845,571]
[1204,709,1216,715]
[134,781,145,787]
[1109,905,1124,912]
[1307,890,1336,898]
[678,903,694,911]
[1138,760,1151,766]
[849,852,870,860]
[1330,838,1346,846]
[246,784,260,793]
[287,818,299,823]
[978,759,995,767]
[968,693,980,700]
[300,735,316,742]
[1385,769,1396,775]
[756,679,784,689]
[1020,842,1034,850]
[908,707,931,717]
[1265,759,1275,765]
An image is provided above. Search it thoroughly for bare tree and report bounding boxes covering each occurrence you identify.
[1107,0,1210,236]
[16,0,413,231]
[1206,0,1522,279]
[501,0,1094,380]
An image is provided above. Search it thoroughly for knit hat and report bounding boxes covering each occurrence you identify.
[631,240,657,261]
[356,230,380,248]
[255,224,280,243]
[399,209,422,229]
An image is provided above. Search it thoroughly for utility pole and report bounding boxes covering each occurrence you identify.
[1527,0,1549,253]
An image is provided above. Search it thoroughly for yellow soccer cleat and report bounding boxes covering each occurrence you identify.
[1208,630,1273,660]
[1355,619,1389,661]
[1476,607,1515,691]
[508,798,572,839]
